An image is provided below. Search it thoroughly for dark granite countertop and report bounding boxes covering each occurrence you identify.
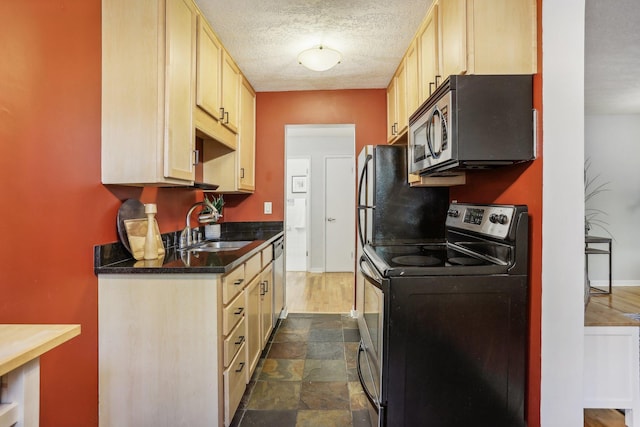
[94,221,283,275]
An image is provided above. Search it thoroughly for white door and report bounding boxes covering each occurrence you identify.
[325,156,355,272]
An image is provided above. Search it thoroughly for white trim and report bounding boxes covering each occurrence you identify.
[541,0,586,425]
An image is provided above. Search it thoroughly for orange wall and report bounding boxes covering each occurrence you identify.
[0,2,203,425]
[222,89,387,221]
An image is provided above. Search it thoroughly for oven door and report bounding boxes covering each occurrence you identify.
[357,255,385,425]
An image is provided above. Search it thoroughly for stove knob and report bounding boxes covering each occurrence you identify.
[498,214,509,225]
[448,209,459,217]
[489,214,499,224]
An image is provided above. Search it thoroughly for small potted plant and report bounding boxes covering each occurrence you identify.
[201,194,224,239]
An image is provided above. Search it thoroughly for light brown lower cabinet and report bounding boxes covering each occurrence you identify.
[98,249,276,427]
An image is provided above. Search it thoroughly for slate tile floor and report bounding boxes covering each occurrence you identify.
[231,314,372,427]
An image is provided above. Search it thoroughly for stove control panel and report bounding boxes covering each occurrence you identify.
[446,203,515,239]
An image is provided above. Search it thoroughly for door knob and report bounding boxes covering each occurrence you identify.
[327,218,336,222]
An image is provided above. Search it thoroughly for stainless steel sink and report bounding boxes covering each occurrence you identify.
[187,240,252,252]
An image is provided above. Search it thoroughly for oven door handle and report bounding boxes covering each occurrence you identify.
[359,255,383,286]
[357,340,380,414]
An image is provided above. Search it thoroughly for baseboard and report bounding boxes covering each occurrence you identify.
[308,268,324,274]
[350,309,358,319]
[589,280,640,287]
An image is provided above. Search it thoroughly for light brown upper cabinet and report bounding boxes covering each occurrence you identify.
[221,53,241,135]
[202,76,256,194]
[194,16,238,150]
[238,77,256,192]
[440,0,537,77]
[102,0,198,185]
[387,60,407,144]
[405,40,420,120]
[418,4,440,104]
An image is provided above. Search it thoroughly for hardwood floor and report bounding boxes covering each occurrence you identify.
[286,272,354,314]
[584,409,625,426]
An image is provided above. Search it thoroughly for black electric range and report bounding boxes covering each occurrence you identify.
[357,203,529,427]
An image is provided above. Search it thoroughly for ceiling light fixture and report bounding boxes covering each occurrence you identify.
[297,45,342,71]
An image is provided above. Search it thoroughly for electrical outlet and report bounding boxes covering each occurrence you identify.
[264,201,272,214]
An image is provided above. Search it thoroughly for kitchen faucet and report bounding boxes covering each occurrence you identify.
[179,201,220,249]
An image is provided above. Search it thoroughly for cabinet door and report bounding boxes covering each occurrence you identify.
[164,0,197,181]
[196,16,221,121]
[470,0,537,74]
[221,52,240,134]
[405,40,420,118]
[419,4,440,104]
[238,78,256,192]
[260,265,274,347]
[395,60,408,134]
[245,275,261,383]
[440,0,467,78]
[386,79,397,142]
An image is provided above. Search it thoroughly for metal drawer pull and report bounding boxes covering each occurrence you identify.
[219,107,225,120]
[235,335,245,345]
[234,307,244,315]
[233,279,244,286]
[235,362,245,373]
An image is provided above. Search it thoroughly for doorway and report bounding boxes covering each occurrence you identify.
[284,124,356,314]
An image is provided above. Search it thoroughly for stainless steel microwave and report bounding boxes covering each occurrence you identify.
[408,75,535,176]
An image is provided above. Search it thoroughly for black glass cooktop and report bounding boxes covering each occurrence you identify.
[364,243,509,277]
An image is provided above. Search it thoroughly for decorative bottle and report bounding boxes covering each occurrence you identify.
[144,203,158,260]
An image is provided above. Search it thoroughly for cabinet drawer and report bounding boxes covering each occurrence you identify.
[244,253,261,284]
[224,316,246,368]
[223,291,245,336]
[222,265,245,305]
[261,246,273,268]
[224,342,247,426]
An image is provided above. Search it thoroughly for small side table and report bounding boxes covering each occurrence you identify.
[585,236,612,295]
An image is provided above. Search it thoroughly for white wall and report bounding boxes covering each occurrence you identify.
[585,114,640,285]
[285,124,355,272]
[542,0,586,425]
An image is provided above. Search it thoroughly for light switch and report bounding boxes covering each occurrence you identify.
[264,201,272,214]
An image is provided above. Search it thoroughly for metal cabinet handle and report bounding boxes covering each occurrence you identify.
[235,335,245,345]
[264,280,269,293]
[219,107,225,120]
[233,279,244,286]
[260,281,265,296]
[193,149,199,166]
[240,167,245,179]
[435,75,441,86]
[429,82,435,96]
[235,362,245,373]
[234,307,244,315]
[224,111,230,124]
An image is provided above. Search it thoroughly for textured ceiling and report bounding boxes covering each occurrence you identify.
[585,0,640,114]
[196,0,640,114]
[195,0,433,92]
